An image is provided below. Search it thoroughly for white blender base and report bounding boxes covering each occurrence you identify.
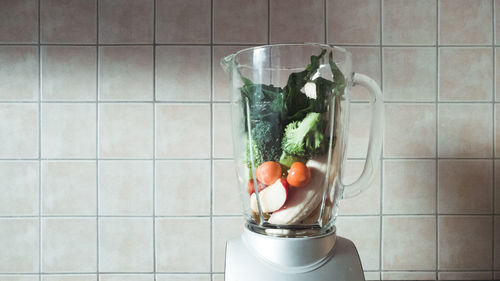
[225,227,365,281]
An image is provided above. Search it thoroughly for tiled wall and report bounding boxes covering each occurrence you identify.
[0,0,498,280]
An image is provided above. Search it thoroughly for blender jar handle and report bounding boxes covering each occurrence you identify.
[342,73,384,199]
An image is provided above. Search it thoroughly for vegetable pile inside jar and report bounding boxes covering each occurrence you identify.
[241,50,346,228]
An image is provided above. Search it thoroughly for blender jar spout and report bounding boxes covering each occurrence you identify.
[220,53,236,73]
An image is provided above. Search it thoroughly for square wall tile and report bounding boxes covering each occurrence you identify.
[336,217,380,270]
[213,104,233,158]
[496,160,500,214]
[382,272,436,280]
[382,216,436,270]
[213,45,252,101]
[42,46,96,101]
[496,217,500,269]
[40,0,96,43]
[156,46,210,101]
[327,0,380,44]
[439,48,493,101]
[438,216,492,270]
[438,104,492,158]
[0,162,38,216]
[99,218,153,272]
[42,275,96,281]
[213,217,245,272]
[99,161,153,216]
[347,103,371,158]
[99,103,153,158]
[42,161,96,215]
[384,104,436,157]
[438,272,493,280]
[497,105,500,158]
[155,160,210,216]
[213,0,268,44]
[270,0,324,43]
[0,276,38,281]
[383,160,436,214]
[497,1,500,45]
[156,104,210,158]
[383,47,436,102]
[212,274,224,281]
[156,218,210,272]
[496,49,500,101]
[438,160,492,214]
[99,0,153,43]
[155,0,210,44]
[42,218,96,272]
[41,103,96,158]
[99,46,153,101]
[339,160,381,215]
[100,275,153,281]
[0,104,38,158]
[439,0,492,44]
[383,0,436,45]
[0,0,38,43]
[0,219,38,273]
[348,47,381,101]
[156,275,210,281]
[213,160,241,215]
[0,46,38,101]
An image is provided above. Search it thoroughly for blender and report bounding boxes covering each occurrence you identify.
[221,43,383,281]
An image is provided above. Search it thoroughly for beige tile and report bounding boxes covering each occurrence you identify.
[99,103,153,158]
[364,272,380,281]
[99,161,153,216]
[382,272,436,280]
[156,275,211,281]
[213,160,241,215]
[41,103,96,158]
[42,46,96,101]
[156,104,210,159]
[42,218,96,272]
[42,161,96,215]
[0,161,38,215]
[156,46,210,101]
[0,219,38,273]
[100,275,153,281]
[0,46,38,101]
[156,218,210,272]
[155,160,210,216]
[383,0,436,45]
[348,47,381,101]
[213,0,267,44]
[438,216,492,270]
[438,160,493,214]
[213,104,233,158]
[339,160,381,215]
[347,103,370,158]
[42,276,97,281]
[99,46,153,101]
[384,104,436,157]
[439,48,493,101]
[212,274,224,281]
[0,276,38,281]
[440,0,492,44]
[438,104,493,158]
[213,217,245,272]
[213,45,252,101]
[99,0,153,43]
[496,217,500,270]
[496,160,500,214]
[438,271,493,280]
[327,0,380,44]
[383,160,436,214]
[382,216,436,270]
[155,0,210,44]
[0,104,38,158]
[99,218,153,272]
[0,0,38,43]
[270,0,324,43]
[41,0,96,43]
[383,47,436,102]
[336,216,380,270]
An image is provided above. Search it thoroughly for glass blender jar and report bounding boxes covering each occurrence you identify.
[221,43,383,280]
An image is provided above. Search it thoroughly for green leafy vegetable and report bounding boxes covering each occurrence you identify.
[281,112,328,158]
[279,152,306,169]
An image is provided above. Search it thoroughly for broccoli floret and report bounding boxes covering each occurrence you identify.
[281,112,328,158]
[245,136,263,170]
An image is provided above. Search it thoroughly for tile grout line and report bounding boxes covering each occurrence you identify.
[492,0,496,276]
[324,0,327,45]
[435,0,440,278]
[210,0,214,279]
[379,0,383,278]
[95,0,100,278]
[152,0,157,279]
[37,0,42,279]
